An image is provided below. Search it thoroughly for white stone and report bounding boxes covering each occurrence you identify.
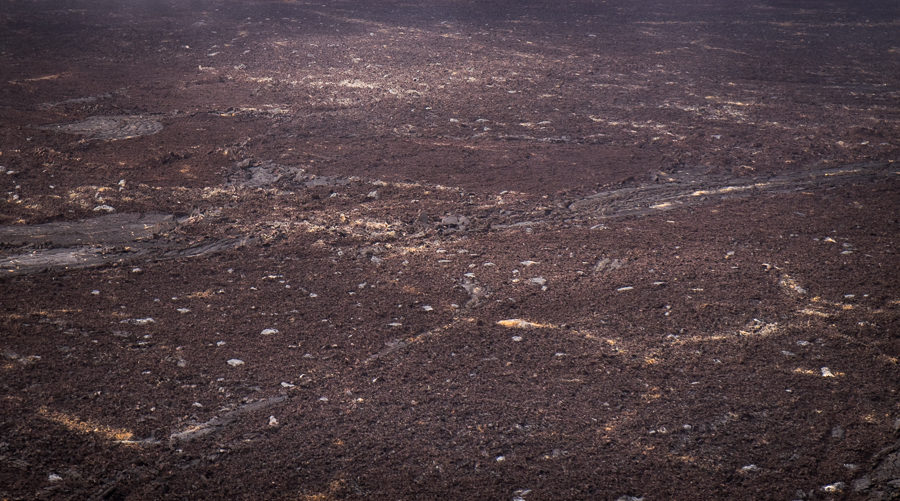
[821,482,846,493]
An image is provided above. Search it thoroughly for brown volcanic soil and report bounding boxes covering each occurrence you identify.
[1,0,899,499]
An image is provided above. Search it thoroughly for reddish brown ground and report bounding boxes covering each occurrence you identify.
[1,0,899,499]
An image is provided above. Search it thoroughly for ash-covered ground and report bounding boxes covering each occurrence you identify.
[1,0,898,499]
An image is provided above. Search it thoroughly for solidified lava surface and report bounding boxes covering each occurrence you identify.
[1,0,898,499]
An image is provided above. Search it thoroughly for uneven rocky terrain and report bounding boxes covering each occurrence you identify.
[1,0,898,499]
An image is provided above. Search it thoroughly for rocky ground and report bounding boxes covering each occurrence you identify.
[1,0,898,499]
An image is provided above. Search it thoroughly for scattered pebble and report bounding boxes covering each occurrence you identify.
[512,488,532,501]
[740,464,759,473]
[511,336,523,342]
[91,290,100,295]
[132,317,155,325]
[422,305,434,312]
[48,473,62,482]
[520,260,539,267]
[280,382,295,388]
[779,274,807,295]
[616,286,634,292]
[529,277,547,286]
[821,482,846,493]
[93,204,115,213]
[260,328,279,335]
[268,415,278,427]
[594,257,627,273]
[495,455,506,462]
[176,308,190,314]
[440,215,470,228]
[821,367,835,378]
[216,341,226,347]
[227,358,245,367]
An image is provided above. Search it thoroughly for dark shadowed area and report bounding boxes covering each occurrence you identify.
[1,0,898,499]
